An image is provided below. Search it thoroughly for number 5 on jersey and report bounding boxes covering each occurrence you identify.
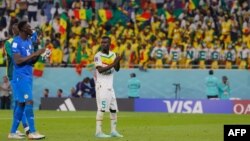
[101,101,106,110]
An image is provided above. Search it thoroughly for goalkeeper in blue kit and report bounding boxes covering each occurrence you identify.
[8,21,47,140]
[5,23,30,139]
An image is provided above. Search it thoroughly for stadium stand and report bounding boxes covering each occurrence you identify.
[0,0,250,69]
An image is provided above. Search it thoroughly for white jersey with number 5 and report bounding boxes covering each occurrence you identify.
[94,51,118,112]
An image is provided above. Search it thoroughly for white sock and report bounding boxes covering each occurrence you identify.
[110,112,117,133]
[24,127,30,132]
[96,111,104,134]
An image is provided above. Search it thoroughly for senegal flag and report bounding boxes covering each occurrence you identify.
[73,8,92,21]
[75,43,89,75]
[98,9,112,24]
[59,13,68,34]
[188,0,199,11]
[33,57,45,77]
[136,11,151,22]
[165,11,174,23]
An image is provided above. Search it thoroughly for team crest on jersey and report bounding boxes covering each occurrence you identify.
[24,94,29,99]
[12,42,17,48]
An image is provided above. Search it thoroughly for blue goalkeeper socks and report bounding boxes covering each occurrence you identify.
[10,104,24,133]
[12,102,28,131]
[21,112,28,128]
[25,104,36,133]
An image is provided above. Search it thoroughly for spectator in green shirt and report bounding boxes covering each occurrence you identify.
[128,73,140,99]
[205,70,219,99]
[218,76,230,100]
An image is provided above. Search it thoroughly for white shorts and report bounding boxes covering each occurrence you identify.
[95,83,118,112]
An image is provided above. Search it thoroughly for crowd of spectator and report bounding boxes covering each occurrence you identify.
[0,0,250,69]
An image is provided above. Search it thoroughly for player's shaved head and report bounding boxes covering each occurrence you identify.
[18,21,33,36]
[18,21,27,31]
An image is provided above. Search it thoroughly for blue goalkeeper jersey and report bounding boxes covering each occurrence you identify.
[11,36,34,79]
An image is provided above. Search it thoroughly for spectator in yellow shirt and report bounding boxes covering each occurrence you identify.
[50,46,63,67]
[71,21,83,38]
[69,33,79,49]
[210,44,221,69]
[184,44,196,69]
[204,24,214,48]
[150,41,168,69]
[220,16,232,47]
[238,43,249,69]
[41,21,52,37]
[197,43,209,69]
[139,43,149,71]
[122,43,136,68]
[224,44,236,69]
[169,44,181,69]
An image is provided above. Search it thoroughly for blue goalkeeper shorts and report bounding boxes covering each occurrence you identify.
[15,76,33,102]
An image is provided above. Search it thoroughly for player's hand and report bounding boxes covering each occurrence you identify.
[34,48,46,56]
[114,55,122,64]
[41,48,51,59]
[37,38,41,44]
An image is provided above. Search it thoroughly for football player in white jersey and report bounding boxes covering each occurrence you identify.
[94,36,123,138]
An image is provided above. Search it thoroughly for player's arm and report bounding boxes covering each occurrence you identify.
[96,55,121,73]
[13,48,45,65]
[30,31,42,64]
[114,56,120,72]
[96,65,113,73]
[30,55,40,64]
[113,53,121,71]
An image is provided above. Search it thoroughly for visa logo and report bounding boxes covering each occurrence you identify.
[163,100,203,113]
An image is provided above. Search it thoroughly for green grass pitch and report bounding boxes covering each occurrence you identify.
[0,110,250,141]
